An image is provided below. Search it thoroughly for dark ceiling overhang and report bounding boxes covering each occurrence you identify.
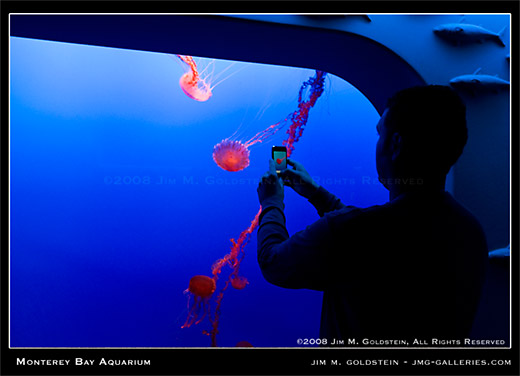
[10,14,426,114]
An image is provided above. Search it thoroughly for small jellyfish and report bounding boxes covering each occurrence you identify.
[179,70,212,102]
[181,275,216,328]
[230,275,249,290]
[176,55,212,102]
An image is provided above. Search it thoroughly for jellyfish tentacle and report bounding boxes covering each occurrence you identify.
[181,297,198,329]
[194,299,208,325]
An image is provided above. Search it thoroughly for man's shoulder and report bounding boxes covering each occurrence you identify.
[324,192,486,235]
[443,193,487,238]
[323,201,393,227]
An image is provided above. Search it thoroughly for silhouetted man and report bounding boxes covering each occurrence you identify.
[256,85,488,344]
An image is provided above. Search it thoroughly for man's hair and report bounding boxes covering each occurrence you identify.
[384,85,467,176]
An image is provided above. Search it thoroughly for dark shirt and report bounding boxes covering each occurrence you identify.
[257,186,488,343]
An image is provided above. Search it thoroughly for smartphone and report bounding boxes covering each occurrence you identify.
[272,146,287,174]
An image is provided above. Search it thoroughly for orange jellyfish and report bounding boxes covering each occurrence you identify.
[176,55,240,102]
[212,121,285,172]
[181,275,216,329]
[212,70,327,172]
[230,275,248,290]
[212,139,251,172]
[177,55,212,102]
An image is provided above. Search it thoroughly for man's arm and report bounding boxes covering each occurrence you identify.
[256,159,333,290]
[307,185,351,217]
[257,196,332,291]
[281,159,356,217]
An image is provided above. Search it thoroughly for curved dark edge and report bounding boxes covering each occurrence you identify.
[9,14,426,114]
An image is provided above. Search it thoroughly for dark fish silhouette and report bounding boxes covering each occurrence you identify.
[433,23,506,47]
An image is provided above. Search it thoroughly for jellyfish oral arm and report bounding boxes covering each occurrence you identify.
[284,71,326,156]
[207,207,262,347]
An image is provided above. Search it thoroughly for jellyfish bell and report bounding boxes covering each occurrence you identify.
[179,71,212,102]
[212,120,287,172]
[212,139,251,172]
[175,55,214,102]
[187,275,216,298]
[230,275,248,290]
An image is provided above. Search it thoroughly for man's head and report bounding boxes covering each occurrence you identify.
[375,85,467,189]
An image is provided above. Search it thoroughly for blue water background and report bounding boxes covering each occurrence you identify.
[10,37,386,347]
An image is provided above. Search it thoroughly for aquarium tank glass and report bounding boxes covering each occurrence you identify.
[10,36,387,347]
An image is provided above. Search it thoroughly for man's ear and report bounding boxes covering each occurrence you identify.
[391,133,402,162]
